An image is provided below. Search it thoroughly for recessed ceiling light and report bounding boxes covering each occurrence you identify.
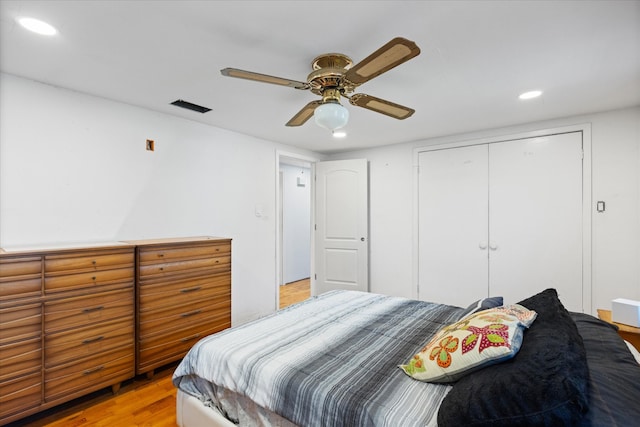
[17,17,58,36]
[332,131,347,138]
[519,90,542,100]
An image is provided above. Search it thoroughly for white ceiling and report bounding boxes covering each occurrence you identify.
[1,1,639,154]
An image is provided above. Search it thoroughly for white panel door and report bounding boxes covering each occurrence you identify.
[489,133,583,311]
[315,159,368,295]
[418,145,489,307]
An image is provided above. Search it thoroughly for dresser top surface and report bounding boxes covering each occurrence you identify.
[123,236,230,246]
[1,236,231,257]
[1,241,133,255]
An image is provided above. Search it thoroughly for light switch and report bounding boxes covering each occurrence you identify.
[596,201,605,212]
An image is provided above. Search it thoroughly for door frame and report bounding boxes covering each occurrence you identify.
[412,123,593,312]
[275,150,322,311]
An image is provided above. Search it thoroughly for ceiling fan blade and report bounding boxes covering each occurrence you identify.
[286,100,323,127]
[345,37,420,86]
[220,68,310,90]
[349,93,415,120]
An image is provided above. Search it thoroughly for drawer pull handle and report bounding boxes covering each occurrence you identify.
[83,365,105,375]
[83,306,104,313]
[181,309,202,318]
[83,336,104,345]
[158,253,165,257]
[180,286,202,293]
[92,260,97,265]
[92,276,97,281]
[181,333,201,342]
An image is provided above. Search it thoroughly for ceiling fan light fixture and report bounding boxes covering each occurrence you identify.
[220,37,420,128]
[314,101,349,131]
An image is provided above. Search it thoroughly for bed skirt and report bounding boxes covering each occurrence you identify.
[177,389,236,427]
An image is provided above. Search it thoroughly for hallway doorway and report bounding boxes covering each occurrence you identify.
[276,151,319,310]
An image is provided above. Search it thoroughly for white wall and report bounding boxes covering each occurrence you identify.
[0,73,320,325]
[3,73,638,321]
[280,164,311,284]
[329,107,640,314]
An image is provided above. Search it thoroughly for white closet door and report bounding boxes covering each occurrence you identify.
[488,132,583,311]
[418,145,489,307]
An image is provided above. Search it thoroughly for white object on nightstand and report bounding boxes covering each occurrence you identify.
[612,298,640,328]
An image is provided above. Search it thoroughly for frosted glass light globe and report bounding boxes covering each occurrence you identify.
[314,102,349,131]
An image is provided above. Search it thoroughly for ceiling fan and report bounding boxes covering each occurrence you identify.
[220,37,421,132]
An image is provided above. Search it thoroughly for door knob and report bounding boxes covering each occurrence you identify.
[479,241,488,250]
[360,237,365,242]
[489,242,498,250]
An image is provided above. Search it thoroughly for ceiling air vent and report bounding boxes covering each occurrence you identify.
[170,99,211,113]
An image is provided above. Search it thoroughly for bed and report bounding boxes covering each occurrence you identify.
[173,288,640,426]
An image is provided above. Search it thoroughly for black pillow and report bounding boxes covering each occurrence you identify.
[438,288,589,427]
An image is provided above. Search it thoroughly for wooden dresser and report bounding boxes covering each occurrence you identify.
[0,243,135,425]
[125,237,232,377]
[0,236,231,425]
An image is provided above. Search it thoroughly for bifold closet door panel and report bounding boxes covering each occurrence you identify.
[488,132,583,311]
[418,144,489,307]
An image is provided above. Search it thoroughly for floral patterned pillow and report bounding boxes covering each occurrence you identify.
[399,304,537,383]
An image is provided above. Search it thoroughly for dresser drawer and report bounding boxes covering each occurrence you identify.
[45,317,133,367]
[138,255,230,278]
[44,267,134,293]
[138,322,228,373]
[0,337,42,382]
[0,256,41,278]
[139,243,231,264]
[0,277,42,301]
[0,370,42,419]
[140,313,230,349]
[45,347,133,402]
[139,274,230,310]
[45,251,134,274]
[0,303,41,346]
[44,286,133,334]
[139,296,231,338]
[0,257,42,300]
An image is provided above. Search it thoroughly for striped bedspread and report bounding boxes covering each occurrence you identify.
[173,290,464,426]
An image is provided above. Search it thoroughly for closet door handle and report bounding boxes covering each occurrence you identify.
[489,242,498,250]
[479,241,488,250]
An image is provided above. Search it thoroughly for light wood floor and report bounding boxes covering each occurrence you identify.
[13,364,178,427]
[279,277,311,309]
[11,279,311,427]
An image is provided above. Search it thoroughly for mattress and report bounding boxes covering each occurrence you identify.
[173,289,640,427]
[174,290,463,426]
